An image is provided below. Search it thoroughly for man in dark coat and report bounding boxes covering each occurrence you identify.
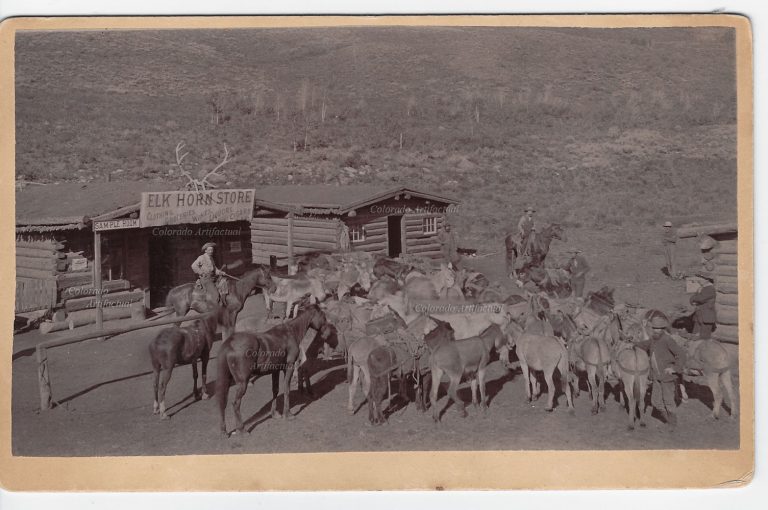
[437,222,461,269]
[564,248,590,299]
[690,270,716,339]
[636,315,687,429]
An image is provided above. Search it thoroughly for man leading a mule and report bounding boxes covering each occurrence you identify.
[635,315,687,430]
[192,242,229,304]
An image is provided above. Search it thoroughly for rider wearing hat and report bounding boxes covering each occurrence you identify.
[662,221,678,279]
[563,248,590,299]
[191,242,228,303]
[517,205,536,258]
[690,270,716,339]
[635,314,687,429]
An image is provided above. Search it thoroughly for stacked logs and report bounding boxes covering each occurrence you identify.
[15,240,67,279]
[713,236,738,343]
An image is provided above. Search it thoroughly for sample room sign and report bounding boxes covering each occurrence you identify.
[140,189,255,227]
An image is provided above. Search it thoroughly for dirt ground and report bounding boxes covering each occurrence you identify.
[11,227,740,456]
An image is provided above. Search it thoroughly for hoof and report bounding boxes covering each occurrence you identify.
[347,408,355,416]
[272,411,282,419]
[591,408,598,416]
[639,421,647,428]
[285,412,296,421]
[545,407,554,413]
[160,413,170,420]
[152,409,160,415]
[627,425,635,431]
[201,392,211,400]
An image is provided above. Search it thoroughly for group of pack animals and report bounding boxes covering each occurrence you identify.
[148,228,737,437]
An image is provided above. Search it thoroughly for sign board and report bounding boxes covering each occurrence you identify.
[70,258,88,271]
[93,218,140,231]
[139,189,255,227]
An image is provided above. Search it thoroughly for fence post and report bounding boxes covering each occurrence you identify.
[36,346,52,410]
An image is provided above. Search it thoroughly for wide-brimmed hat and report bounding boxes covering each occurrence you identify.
[524,205,536,212]
[695,270,715,282]
[650,315,669,329]
[663,221,673,227]
[201,242,217,252]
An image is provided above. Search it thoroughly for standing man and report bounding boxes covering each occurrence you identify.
[564,248,590,299]
[517,205,536,258]
[191,242,227,304]
[437,222,461,269]
[690,270,716,339]
[662,221,678,279]
[636,315,687,429]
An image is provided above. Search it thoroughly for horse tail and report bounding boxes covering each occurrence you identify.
[216,344,234,423]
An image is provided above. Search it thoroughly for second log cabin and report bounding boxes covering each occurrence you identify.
[250,185,460,266]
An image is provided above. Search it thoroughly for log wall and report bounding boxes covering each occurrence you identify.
[251,215,339,265]
[711,233,739,344]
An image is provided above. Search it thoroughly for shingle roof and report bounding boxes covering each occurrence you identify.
[16,180,176,226]
[253,185,458,213]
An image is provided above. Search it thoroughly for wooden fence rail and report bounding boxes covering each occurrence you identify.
[35,311,213,411]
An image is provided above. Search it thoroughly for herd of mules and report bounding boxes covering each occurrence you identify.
[148,244,737,436]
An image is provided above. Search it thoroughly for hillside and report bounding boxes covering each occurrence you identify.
[14,26,737,244]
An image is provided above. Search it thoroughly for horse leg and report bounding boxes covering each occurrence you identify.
[271,371,281,419]
[706,371,723,420]
[348,364,360,414]
[625,376,636,430]
[192,360,200,401]
[543,370,556,412]
[470,378,479,409]
[721,370,738,418]
[282,365,296,419]
[200,349,211,400]
[152,368,160,414]
[587,366,598,415]
[158,367,173,419]
[231,382,248,435]
[519,362,533,403]
[679,381,689,403]
[431,366,443,423]
[449,376,467,418]
[638,377,649,428]
[478,368,488,412]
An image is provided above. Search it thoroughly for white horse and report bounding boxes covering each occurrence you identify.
[264,275,327,319]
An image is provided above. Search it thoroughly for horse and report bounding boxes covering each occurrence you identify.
[264,274,327,319]
[504,321,574,413]
[333,261,373,300]
[683,338,738,420]
[610,339,651,430]
[365,316,447,425]
[427,322,507,422]
[215,304,332,436]
[149,308,218,419]
[518,266,572,299]
[403,264,457,309]
[504,223,567,279]
[165,265,275,341]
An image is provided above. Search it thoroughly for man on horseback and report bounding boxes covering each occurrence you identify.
[635,315,687,430]
[191,242,229,305]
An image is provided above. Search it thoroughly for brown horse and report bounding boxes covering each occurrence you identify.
[149,308,218,419]
[427,322,507,422]
[165,265,275,341]
[504,223,567,279]
[364,316,440,425]
[215,304,332,436]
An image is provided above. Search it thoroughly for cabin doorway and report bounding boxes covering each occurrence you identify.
[387,215,403,257]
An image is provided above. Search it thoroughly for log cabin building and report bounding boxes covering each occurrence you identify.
[250,185,459,266]
[16,182,458,316]
[677,221,740,344]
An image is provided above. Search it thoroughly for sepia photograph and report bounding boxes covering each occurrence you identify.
[1,14,753,490]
